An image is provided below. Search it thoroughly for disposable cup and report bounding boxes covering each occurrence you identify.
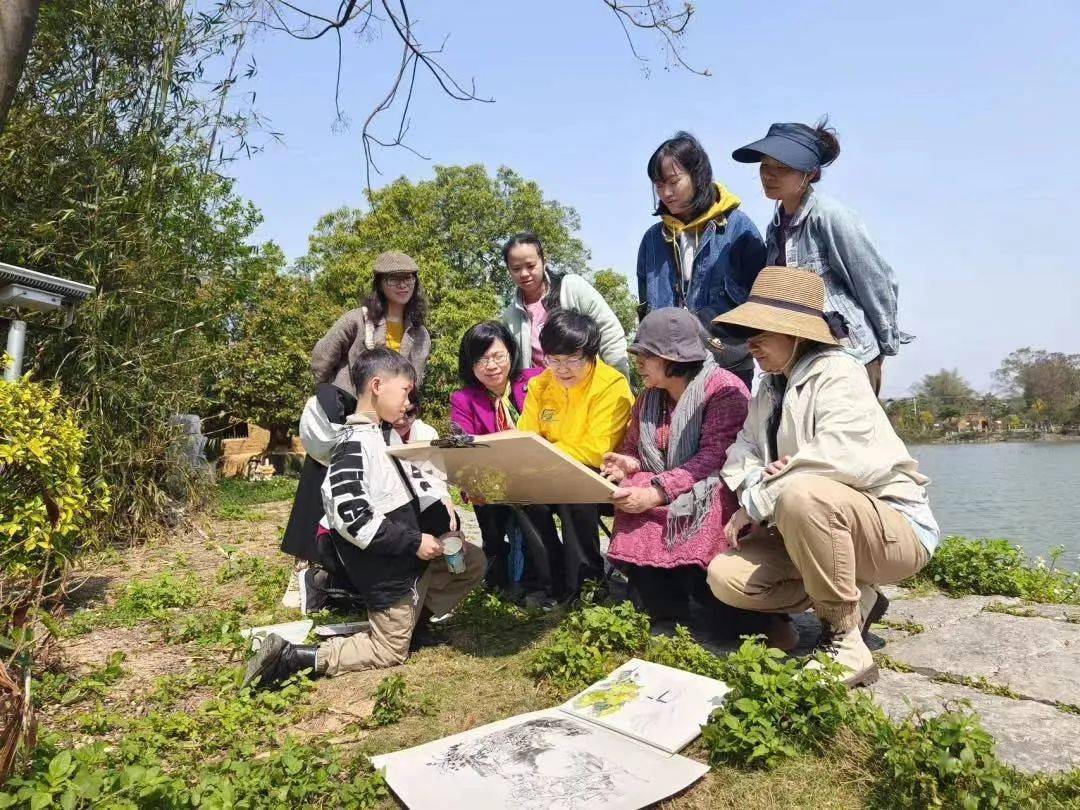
[441,533,467,574]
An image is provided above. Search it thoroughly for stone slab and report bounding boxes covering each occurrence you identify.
[871,670,1080,774]
[882,594,995,630]
[885,611,1080,706]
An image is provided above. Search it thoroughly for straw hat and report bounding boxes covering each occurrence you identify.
[713,266,840,345]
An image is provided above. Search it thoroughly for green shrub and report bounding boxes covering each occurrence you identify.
[911,536,1080,604]
[701,638,849,769]
[368,674,410,727]
[452,588,535,635]
[868,706,1011,809]
[528,602,651,694]
[643,625,725,679]
[0,375,110,583]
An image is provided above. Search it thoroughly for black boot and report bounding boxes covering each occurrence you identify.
[409,608,449,652]
[243,633,321,689]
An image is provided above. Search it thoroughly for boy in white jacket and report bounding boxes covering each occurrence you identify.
[245,349,484,689]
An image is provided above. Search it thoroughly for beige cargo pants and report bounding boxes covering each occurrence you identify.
[320,542,486,675]
[707,477,928,632]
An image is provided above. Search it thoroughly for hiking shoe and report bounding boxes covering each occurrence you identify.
[805,625,879,688]
[242,633,320,690]
[858,585,890,637]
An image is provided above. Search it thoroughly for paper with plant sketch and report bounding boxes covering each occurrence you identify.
[371,708,708,810]
[560,658,729,754]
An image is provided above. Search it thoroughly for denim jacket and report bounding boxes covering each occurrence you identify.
[637,208,765,347]
[766,189,909,364]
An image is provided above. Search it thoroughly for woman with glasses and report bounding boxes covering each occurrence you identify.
[637,132,766,389]
[517,310,634,604]
[501,232,630,378]
[449,321,543,592]
[311,250,432,393]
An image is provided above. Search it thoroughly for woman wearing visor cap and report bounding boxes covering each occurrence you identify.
[732,119,909,394]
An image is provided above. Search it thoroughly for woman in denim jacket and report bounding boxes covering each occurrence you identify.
[732,119,908,394]
[637,132,767,389]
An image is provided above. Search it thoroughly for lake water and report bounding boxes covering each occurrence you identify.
[909,441,1080,565]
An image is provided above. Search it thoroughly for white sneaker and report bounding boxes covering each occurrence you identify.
[858,585,890,635]
[282,568,301,610]
[805,625,879,688]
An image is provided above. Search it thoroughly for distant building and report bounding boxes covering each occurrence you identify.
[951,413,991,432]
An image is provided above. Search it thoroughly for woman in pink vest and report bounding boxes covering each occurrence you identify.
[449,321,542,592]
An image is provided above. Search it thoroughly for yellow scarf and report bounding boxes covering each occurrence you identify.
[661,182,742,241]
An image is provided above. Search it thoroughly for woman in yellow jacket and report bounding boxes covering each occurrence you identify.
[518,309,634,605]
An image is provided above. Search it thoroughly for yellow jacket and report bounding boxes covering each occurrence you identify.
[518,359,634,469]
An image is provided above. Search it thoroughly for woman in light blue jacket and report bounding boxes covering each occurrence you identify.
[732,119,908,394]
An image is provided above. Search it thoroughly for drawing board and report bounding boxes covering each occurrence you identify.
[384,430,618,505]
[371,709,708,810]
[561,658,730,753]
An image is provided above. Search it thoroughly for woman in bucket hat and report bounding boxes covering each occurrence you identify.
[601,307,751,631]
[637,132,767,389]
[706,267,939,686]
[732,118,907,394]
[311,250,432,393]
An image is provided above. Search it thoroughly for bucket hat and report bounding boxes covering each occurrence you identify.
[629,307,708,363]
[732,123,826,173]
[713,266,846,345]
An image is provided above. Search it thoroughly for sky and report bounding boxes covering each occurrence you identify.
[224,0,1080,399]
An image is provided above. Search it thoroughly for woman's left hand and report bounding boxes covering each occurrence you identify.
[764,455,791,478]
[611,486,665,514]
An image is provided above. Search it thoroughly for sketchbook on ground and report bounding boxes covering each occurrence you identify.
[371,660,728,809]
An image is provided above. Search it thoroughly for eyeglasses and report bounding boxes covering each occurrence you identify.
[474,351,510,368]
[383,273,417,288]
[543,354,589,371]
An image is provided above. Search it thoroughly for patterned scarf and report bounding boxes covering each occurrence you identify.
[637,357,719,549]
[488,383,520,432]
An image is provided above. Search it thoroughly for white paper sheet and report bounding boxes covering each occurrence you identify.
[560,658,729,754]
[371,709,708,810]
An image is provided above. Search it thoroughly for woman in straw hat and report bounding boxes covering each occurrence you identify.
[707,266,939,687]
[731,118,907,394]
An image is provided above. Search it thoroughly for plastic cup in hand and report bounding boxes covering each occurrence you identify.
[441,533,467,574]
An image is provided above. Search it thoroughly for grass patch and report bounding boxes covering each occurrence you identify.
[65,571,204,636]
[931,672,1022,700]
[874,618,924,634]
[35,652,126,709]
[216,476,298,508]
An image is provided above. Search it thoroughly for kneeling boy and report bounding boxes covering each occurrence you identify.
[245,349,485,688]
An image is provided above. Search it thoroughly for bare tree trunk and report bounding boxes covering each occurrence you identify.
[0,0,41,132]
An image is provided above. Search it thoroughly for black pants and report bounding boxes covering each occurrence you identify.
[624,563,718,624]
[315,503,456,606]
[517,503,603,601]
[475,504,522,590]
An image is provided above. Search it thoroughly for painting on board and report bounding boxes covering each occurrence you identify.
[561,658,729,754]
[384,430,617,505]
[371,709,708,810]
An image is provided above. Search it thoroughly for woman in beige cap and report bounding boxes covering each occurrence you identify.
[311,250,432,394]
[707,266,938,687]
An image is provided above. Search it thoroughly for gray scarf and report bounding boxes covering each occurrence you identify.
[638,357,720,549]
